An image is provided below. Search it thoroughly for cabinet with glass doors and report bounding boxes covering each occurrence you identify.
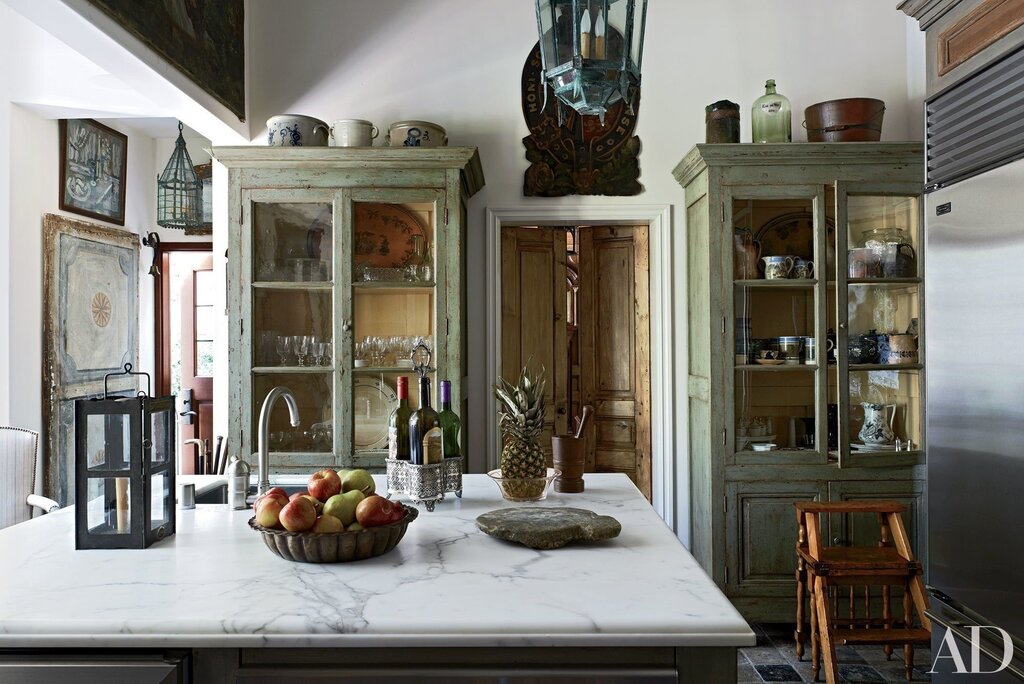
[212,147,483,474]
[674,143,925,620]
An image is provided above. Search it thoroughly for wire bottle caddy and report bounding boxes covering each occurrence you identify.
[385,457,463,512]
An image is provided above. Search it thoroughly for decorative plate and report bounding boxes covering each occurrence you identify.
[754,211,836,264]
[353,203,428,269]
[755,358,786,366]
[353,377,397,450]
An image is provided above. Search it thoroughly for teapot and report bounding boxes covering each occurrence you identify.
[733,230,761,279]
[859,403,896,445]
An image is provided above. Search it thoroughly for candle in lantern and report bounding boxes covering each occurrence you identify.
[580,8,592,58]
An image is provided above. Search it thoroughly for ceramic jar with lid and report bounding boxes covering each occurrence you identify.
[706,100,740,143]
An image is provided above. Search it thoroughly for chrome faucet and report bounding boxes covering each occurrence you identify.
[257,386,301,496]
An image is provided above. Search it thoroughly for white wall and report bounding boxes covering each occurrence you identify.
[5,106,156,434]
[248,0,925,541]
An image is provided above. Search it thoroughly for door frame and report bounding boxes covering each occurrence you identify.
[154,241,214,396]
[486,206,675,531]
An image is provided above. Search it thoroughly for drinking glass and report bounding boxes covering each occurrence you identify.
[317,341,331,366]
[275,336,292,366]
[293,335,311,367]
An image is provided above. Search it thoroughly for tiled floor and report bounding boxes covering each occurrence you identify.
[738,623,933,683]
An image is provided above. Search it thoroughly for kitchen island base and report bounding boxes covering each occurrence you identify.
[0,646,735,683]
[195,646,736,682]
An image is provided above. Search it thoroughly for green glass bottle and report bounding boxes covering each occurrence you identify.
[387,376,412,460]
[409,376,442,465]
[438,380,461,461]
[751,79,792,143]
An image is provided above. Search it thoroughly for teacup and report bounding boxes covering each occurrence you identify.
[329,119,379,147]
[793,258,814,279]
[384,120,448,147]
[266,114,329,147]
[761,255,794,280]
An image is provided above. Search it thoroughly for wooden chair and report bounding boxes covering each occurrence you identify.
[0,427,60,530]
[794,501,931,683]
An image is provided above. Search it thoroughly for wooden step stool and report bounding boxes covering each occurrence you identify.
[794,501,931,683]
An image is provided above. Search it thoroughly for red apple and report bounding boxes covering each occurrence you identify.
[255,497,283,529]
[280,497,317,532]
[311,514,344,533]
[264,487,290,506]
[387,501,407,524]
[308,468,342,501]
[355,495,402,528]
[288,492,323,515]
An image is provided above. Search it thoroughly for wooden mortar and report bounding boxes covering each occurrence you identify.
[552,436,585,493]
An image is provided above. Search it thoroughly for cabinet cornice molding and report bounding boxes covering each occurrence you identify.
[898,0,963,29]
[672,143,924,188]
[210,147,485,198]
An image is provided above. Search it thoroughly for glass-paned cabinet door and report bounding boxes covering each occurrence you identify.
[346,193,444,468]
[729,190,830,464]
[249,194,337,467]
[833,191,923,465]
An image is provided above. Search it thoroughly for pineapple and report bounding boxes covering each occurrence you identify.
[494,366,548,498]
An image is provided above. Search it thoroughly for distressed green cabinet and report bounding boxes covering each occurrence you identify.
[673,143,927,620]
[211,147,483,473]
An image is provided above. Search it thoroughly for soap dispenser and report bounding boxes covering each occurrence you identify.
[226,456,251,510]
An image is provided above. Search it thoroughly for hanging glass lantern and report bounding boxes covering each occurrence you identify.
[535,0,647,123]
[157,121,203,229]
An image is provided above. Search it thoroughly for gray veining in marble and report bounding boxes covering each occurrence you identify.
[0,474,755,649]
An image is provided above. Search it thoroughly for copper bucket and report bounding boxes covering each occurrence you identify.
[804,98,885,142]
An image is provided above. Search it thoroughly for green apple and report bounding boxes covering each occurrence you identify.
[346,522,364,532]
[341,468,375,496]
[322,489,365,526]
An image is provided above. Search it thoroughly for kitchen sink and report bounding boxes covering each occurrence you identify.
[193,483,309,506]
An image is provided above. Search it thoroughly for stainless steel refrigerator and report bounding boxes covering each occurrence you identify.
[926,156,1024,681]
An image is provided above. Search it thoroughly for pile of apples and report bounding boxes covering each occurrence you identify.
[253,468,406,533]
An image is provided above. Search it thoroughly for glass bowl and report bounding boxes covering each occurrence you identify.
[487,468,560,502]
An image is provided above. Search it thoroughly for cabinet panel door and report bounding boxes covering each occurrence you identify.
[726,480,827,597]
[827,479,926,563]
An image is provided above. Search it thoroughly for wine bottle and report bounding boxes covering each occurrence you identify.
[438,380,461,460]
[409,376,442,465]
[387,376,412,460]
[751,79,792,143]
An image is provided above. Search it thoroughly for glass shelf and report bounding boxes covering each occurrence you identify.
[351,281,436,290]
[734,279,817,288]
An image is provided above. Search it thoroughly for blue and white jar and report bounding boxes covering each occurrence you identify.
[266,114,330,147]
[384,120,448,148]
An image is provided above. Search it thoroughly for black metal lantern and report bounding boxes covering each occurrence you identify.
[75,364,176,549]
[157,121,203,230]
[535,0,648,123]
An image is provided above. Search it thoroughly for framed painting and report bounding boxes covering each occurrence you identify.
[59,119,128,226]
[42,214,139,505]
[85,0,245,121]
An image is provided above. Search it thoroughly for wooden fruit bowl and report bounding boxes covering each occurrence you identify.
[248,504,418,563]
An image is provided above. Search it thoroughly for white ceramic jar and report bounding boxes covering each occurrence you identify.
[329,119,379,147]
[266,114,329,147]
[384,120,448,147]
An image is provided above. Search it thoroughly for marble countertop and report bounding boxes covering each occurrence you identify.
[0,474,754,649]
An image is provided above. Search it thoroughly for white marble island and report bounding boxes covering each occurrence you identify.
[0,474,753,682]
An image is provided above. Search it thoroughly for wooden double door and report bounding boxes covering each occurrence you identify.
[501,226,651,499]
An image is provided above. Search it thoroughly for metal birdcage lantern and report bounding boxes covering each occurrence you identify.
[157,121,203,229]
[535,0,648,123]
[75,364,176,549]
